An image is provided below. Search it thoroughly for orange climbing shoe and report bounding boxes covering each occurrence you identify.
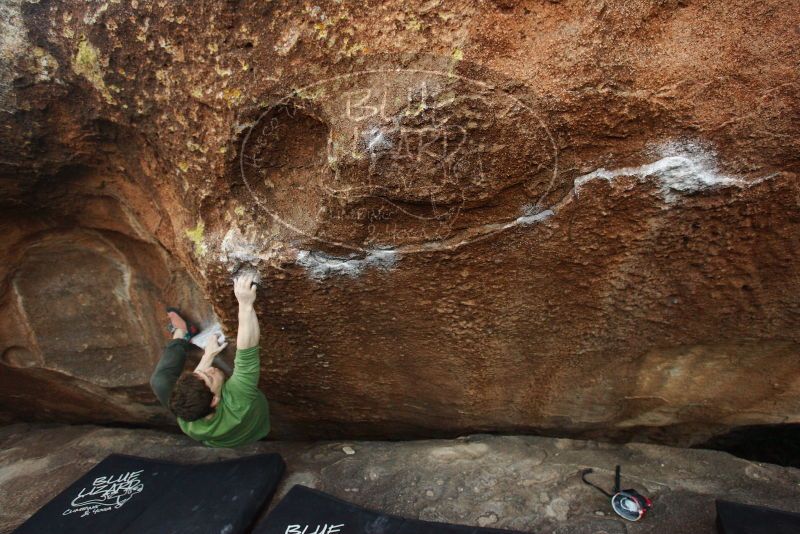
[166,307,199,339]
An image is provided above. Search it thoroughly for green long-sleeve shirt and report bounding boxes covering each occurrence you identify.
[178,346,270,448]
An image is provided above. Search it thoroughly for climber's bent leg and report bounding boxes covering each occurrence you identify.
[150,339,191,410]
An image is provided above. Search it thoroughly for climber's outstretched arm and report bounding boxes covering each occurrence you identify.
[235,272,259,351]
[226,272,261,400]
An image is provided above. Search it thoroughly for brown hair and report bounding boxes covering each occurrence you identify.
[169,373,213,421]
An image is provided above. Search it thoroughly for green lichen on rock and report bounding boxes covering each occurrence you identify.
[222,87,243,106]
[72,36,115,104]
[185,221,206,256]
[30,47,59,83]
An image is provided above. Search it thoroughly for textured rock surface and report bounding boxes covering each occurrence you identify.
[0,0,799,442]
[2,424,800,534]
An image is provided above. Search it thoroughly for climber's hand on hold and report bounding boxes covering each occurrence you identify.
[235,272,260,350]
[203,334,227,359]
[234,271,257,308]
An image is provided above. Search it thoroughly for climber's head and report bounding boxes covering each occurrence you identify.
[194,366,225,403]
[169,367,224,421]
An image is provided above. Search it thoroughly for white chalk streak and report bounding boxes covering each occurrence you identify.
[515,209,555,226]
[575,144,743,203]
[296,249,398,280]
[218,228,260,270]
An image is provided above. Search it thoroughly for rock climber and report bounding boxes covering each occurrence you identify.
[149,271,270,447]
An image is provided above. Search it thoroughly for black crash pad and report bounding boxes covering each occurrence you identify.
[13,453,285,534]
[716,499,800,534]
[253,485,525,534]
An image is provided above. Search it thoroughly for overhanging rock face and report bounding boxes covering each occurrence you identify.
[0,0,798,443]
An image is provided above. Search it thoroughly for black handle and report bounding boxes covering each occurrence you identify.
[581,468,614,498]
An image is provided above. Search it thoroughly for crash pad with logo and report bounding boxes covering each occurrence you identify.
[12,453,285,534]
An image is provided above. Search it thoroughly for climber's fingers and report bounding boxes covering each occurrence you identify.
[233,271,258,302]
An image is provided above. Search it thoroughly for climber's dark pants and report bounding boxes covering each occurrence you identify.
[150,339,190,411]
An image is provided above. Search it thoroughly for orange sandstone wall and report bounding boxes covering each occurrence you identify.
[0,0,798,443]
